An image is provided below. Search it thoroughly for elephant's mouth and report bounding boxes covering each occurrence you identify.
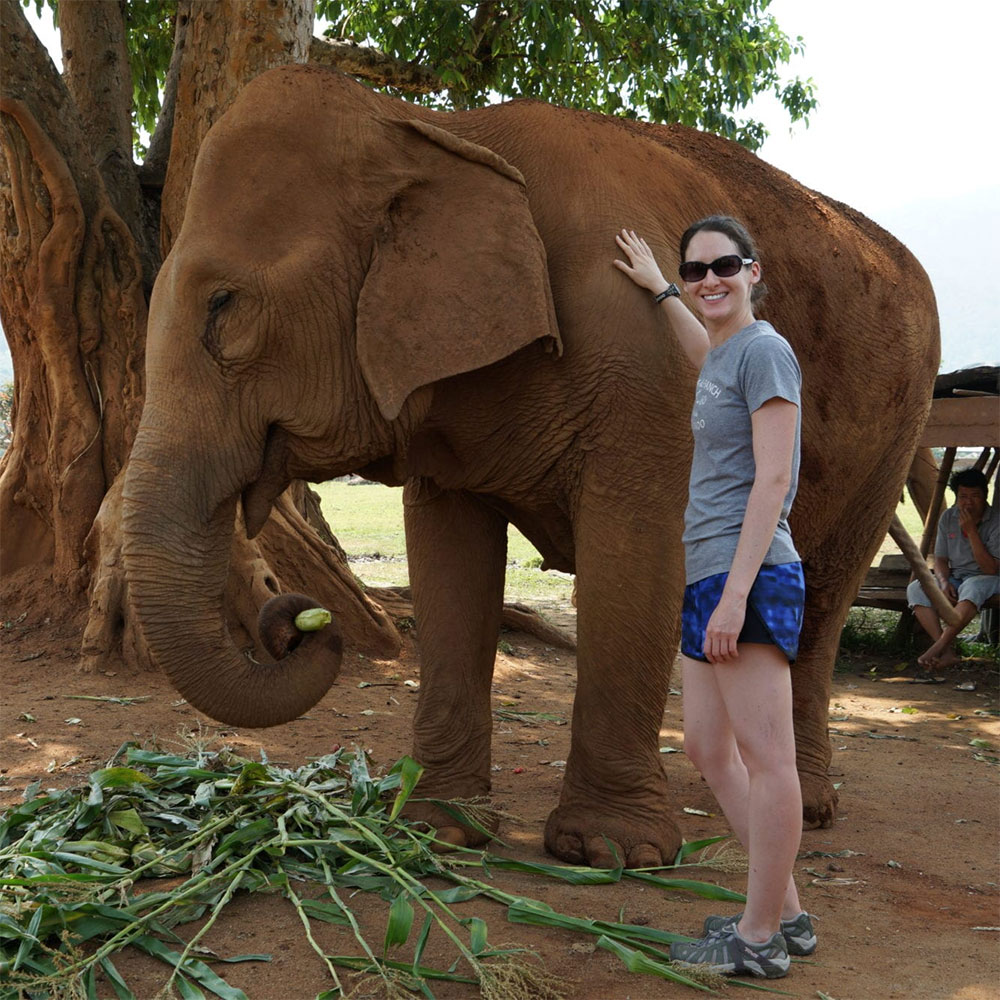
[242,424,292,537]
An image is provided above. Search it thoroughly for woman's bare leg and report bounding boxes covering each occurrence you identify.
[681,652,802,934]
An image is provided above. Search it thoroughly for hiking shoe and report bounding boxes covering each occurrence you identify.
[702,911,817,956]
[670,927,790,979]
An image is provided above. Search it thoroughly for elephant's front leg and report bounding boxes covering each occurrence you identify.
[545,501,684,869]
[402,479,507,846]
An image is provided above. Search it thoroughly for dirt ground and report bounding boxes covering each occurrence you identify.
[2,598,998,1000]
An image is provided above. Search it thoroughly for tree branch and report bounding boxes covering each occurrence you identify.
[140,6,189,189]
[57,0,158,292]
[58,0,133,182]
[308,36,441,94]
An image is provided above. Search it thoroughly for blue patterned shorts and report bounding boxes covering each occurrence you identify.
[682,562,805,664]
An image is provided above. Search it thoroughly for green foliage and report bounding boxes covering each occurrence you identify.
[25,0,176,156]
[1,740,736,997]
[956,636,1000,665]
[838,607,909,656]
[316,0,816,148]
[28,0,813,158]
[838,605,998,663]
[123,0,177,155]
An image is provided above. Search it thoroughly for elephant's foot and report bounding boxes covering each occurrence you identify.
[800,770,839,829]
[544,790,683,869]
[401,779,499,852]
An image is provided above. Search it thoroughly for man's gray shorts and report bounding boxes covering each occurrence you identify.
[907,574,1000,610]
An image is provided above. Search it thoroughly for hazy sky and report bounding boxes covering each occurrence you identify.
[747,0,999,372]
[6,1,997,377]
[752,0,997,215]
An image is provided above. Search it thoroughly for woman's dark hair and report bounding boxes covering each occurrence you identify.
[679,215,767,304]
[949,467,989,499]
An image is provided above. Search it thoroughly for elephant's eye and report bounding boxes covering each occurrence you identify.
[202,290,233,358]
[209,289,232,313]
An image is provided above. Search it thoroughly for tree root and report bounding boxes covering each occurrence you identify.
[367,586,577,651]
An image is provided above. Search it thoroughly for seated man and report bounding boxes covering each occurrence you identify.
[908,468,999,668]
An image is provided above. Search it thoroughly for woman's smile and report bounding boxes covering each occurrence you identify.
[683,230,760,342]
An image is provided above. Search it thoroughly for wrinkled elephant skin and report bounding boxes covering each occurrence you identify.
[122,66,939,868]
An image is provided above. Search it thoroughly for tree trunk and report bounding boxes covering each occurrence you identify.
[160,0,315,253]
[0,0,140,598]
[0,0,400,678]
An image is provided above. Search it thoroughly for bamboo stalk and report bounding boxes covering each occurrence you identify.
[888,514,961,626]
[918,447,956,558]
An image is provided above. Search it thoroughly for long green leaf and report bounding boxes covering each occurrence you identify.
[674,835,731,864]
[412,911,434,981]
[133,936,250,1000]
[174,971,209,1000]
[89,767,155,789]
[626,871,746,901]
[387,756,424,821]
[465,916,489,955]
[99,955,138,1000]
[477,854,624,884]
[84,964,99,1000]
[300,898,351,925]
[216,818,274,853]
[595,935,715,992]
[384,892,415,951]
[12,903,43,972]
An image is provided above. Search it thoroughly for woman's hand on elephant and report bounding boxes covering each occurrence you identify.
[613,229,668,293]
[703,596,746,663]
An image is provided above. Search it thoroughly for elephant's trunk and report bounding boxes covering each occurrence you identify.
[122,440,342,728]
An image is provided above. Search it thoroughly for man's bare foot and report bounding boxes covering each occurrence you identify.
[934,648,962,669]
[917,649,941,670]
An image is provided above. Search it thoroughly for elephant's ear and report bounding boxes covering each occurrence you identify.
[357,118,562,421]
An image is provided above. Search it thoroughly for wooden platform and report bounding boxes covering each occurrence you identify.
[853,366,999,638]
[855,554,913,612]
[858,554,1000,610]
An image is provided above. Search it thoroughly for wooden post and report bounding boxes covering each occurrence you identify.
[984,449,999,483]
[889,514,962,627]
[918,447,956,559]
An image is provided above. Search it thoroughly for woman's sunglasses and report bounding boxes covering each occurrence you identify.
[678,255,754,282]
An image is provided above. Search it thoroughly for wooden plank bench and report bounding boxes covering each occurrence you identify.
[855,553,999,640]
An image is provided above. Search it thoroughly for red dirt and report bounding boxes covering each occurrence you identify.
[2,595,998,1000]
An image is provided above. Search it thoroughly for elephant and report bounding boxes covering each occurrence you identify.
[122,65,939,869]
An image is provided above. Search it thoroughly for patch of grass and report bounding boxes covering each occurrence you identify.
[837,605,998,666]
[874,493,926,563]
[956,636,1000,664]
[838,607,909,656]
[312,479,408,561]
[312,480,574,605]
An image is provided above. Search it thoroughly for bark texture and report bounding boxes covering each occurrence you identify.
[308,35,440,92]
[0,0,146,598]
[160,0,314,252]
[1,0,401,678]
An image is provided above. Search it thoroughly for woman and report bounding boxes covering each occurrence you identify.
[613,218,815,979]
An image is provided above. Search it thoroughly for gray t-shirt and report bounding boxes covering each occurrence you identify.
[684,320,802,584]
[935,503,1000,580]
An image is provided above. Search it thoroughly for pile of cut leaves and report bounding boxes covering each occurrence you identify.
[1,740,750,999]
